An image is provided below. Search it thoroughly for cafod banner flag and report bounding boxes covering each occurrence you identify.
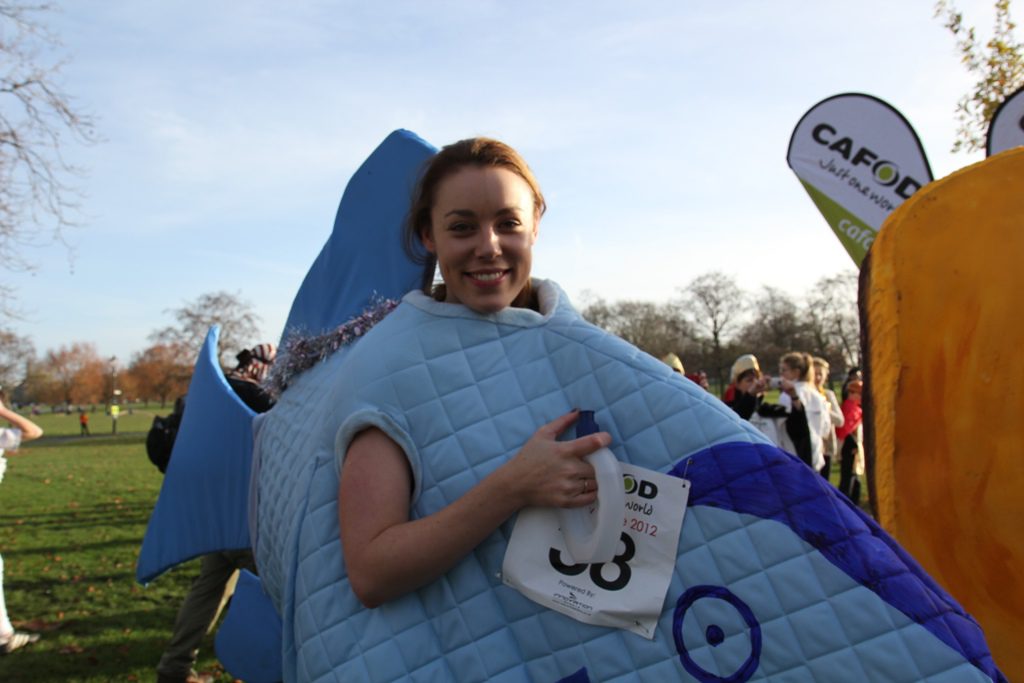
[787,93,933,266]
[987,84,1024,157]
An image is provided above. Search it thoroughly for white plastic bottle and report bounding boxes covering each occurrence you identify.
[557,411,625,564]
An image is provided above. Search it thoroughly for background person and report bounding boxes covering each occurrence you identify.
[842,366,862,400]
[723,353,765,419]
[767,351,826,471]
[836,379,865,502]
[661,352,684,375]
[224,344,276,413]
[813,357,844,480]
[155,344,276,683]
[724,353,802,451]
[684,370,711,392]
[0,393,44,654]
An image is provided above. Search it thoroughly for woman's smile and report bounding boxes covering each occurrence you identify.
[467,269,508,284]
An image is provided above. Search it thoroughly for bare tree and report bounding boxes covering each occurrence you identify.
[805,272,861,370]
[577,290,615,331]
[678,272,747,391]
[0,327,33,389]
[150,291,262,366]
[13,356,50,403]
[736,286,808,373]
[581,296,692,360]
[0,3,97,311]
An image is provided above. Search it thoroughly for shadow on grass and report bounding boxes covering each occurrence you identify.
[31,433,148,449]
[0,537,144,560]
[0,607,197,683]
[0,423,238,682]
[0,505,155,537]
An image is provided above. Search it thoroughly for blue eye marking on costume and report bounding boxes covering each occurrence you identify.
[668,441,1001,683]
[555,667,591,683]
[673,585,762,683]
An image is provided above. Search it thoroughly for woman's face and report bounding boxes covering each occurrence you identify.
[423,166,539,314]
[779,362,800,382]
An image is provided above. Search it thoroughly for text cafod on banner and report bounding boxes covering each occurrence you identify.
[787,93,933,266]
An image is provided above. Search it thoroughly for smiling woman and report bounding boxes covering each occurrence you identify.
[338,138,606,608]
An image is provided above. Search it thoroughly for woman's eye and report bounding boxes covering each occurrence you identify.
[449,222,473,233]
[499,219,522,231]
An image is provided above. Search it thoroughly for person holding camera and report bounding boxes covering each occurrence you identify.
[0,393,44,654]
[770,352,827,470]
[155,344,276,683]
[723,354,767,419]
[723,353,819,467]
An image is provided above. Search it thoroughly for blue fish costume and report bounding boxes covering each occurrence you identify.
[139,129,1005,682]
[253,278,1003,682]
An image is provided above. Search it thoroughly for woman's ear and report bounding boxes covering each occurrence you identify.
[420,226,436,254]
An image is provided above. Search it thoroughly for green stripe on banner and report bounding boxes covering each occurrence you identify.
[799,180,877,267]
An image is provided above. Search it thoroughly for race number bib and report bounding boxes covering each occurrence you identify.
[501,463,690,639]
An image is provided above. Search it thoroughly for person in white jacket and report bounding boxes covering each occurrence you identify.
[813,357,844,480]
[775,352,827,471]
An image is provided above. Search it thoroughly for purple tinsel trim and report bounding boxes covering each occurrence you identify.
[263,297,400,398]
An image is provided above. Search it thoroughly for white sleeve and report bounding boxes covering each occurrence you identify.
[0,427,22,451]
[827,390,845,427]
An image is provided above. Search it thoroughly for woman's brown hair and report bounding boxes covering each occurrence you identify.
[403,137,546,296]
[780,351,814,383]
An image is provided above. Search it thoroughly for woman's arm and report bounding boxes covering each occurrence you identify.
[728,390,758,420]
[0,401,43,441]
[338,410,609,608]
[759,378,801,418]
[825,389,844,428]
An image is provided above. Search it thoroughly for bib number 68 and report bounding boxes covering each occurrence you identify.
[548,532,636,591]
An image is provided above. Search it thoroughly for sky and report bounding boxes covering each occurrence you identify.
[2,0,997,365]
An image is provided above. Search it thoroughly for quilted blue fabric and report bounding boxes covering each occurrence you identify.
[215,569,285,683]
[136,129,434,586]
[280,129,434,345]
[137,326,255,584]
[253,279,1003,682]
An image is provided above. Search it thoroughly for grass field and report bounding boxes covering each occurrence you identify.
[0,408,233,683]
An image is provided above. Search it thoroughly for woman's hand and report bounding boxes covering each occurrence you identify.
[497,410,611,510]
